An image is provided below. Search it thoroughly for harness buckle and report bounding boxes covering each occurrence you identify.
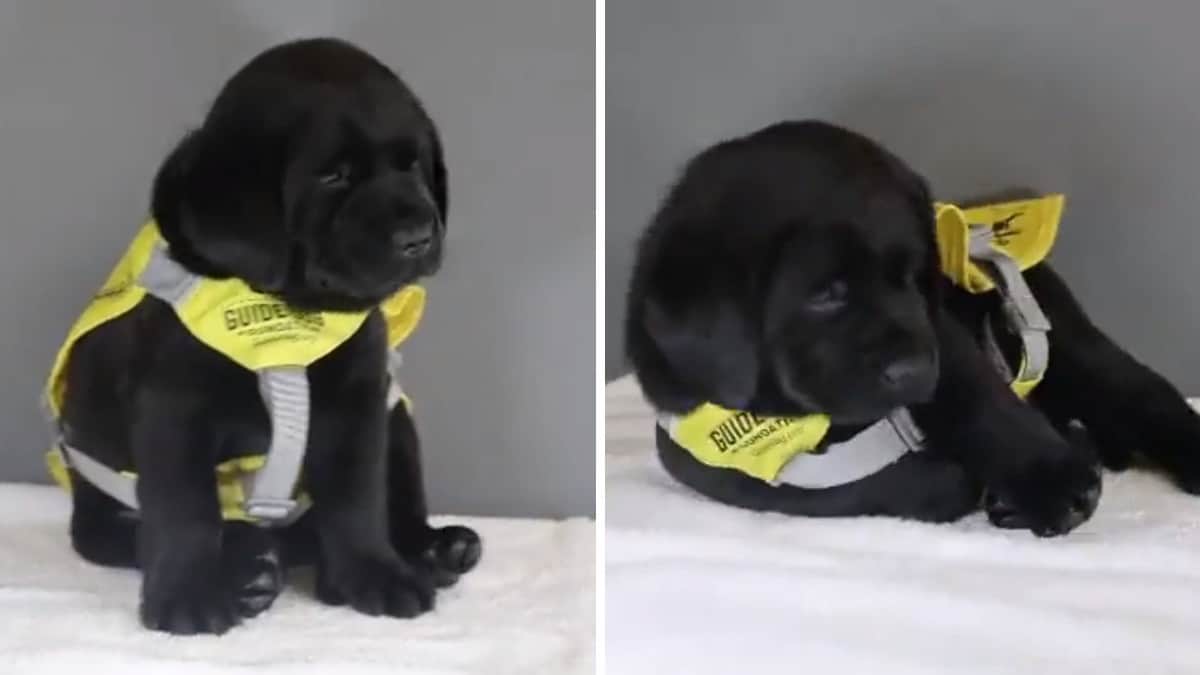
[244,497,299,523]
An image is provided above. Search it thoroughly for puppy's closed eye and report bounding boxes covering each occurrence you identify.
[317,161,354,189]
[805,278,849,313]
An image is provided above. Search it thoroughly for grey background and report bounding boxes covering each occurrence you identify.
[0,0,594,518]
[607,0,1200,396]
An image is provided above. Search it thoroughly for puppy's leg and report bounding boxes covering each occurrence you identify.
[133,396,240,635]
[1026,264,1200,492]
[915,307,1100,536]
[68,469,282,620]
[305,384,435,618]
[387,405,482,588]
[69,474,138,568]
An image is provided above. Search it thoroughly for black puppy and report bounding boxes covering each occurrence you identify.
[626,120,1200,536]
[54,38,480,634]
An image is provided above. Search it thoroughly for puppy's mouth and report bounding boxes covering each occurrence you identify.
[776,352,939,425]
[312,241,440,306]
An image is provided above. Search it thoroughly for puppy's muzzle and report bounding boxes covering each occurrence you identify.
[879,354,938,402]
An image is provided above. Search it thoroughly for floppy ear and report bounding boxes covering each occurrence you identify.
[641,291,760,410]
[626,237,761,413]
[150,124,289,288]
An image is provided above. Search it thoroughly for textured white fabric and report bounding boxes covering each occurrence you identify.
[0,484,595,675]
[607,375,1200,675]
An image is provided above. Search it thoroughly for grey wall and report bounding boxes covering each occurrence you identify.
[607,0,1200,395]
[0,0,594,518]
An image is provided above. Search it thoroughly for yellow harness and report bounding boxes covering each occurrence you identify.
[44,220,427,523]
[660,194,1063,486]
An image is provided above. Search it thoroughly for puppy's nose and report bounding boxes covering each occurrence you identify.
[880,355,938,400]
[392,222,435,258]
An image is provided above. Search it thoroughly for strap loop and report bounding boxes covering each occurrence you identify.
[967,224,1051,385]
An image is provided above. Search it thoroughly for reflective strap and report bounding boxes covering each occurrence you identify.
[244,367,309,522]
[772,409,923,489]
[58,443,140,510]
[140,245,307,525]
[967,225,1051,384]
[139,243,201,306]
[386,349,407,410]
[980,314,1015,383]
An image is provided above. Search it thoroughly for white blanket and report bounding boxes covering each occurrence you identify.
[0,484,595,675]
[606,375,1200,675]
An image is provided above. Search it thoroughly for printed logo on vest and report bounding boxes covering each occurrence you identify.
[221,299,325,341]
[992,211,1023,246]
[701,413,819,459]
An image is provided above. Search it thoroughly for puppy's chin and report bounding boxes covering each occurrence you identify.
[262,237,442,312]
[776,375,936,426]
[287,272,419,312]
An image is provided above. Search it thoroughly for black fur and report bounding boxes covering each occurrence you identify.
[60,38,480,635]
[626,120,1200,537]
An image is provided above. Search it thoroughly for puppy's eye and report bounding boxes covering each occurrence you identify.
[806,279,849,312]
[317,162,353,188]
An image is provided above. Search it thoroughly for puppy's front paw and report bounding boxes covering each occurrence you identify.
[317,554,435,618]
[141,566,240,635]
[223,523,284,618]
[984,447,1101,537]
[429,525,482,574]
[406,525,483,588]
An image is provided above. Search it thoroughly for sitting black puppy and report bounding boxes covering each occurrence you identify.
[625,120,1200,537]
[43,38,481,634]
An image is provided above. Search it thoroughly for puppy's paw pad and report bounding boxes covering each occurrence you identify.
[223,526,284,618]
[230,549,284,618]
[431,525,482,575]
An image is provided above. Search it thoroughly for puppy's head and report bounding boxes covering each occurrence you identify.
[627,121,941,423]
[152,37,447,312]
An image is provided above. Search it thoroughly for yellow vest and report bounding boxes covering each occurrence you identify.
[44,220,427,521]
[664,195,1063,484]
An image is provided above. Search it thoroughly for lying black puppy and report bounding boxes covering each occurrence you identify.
[43,38,481,634]
[626,120,1200,537]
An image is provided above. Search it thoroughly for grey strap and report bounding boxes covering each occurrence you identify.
[967,224,1051,382]
[59,443,140,510]
[386,349,407,410]
[772,409,924,489]
[244,367,309,522]
[138,243,201,306]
